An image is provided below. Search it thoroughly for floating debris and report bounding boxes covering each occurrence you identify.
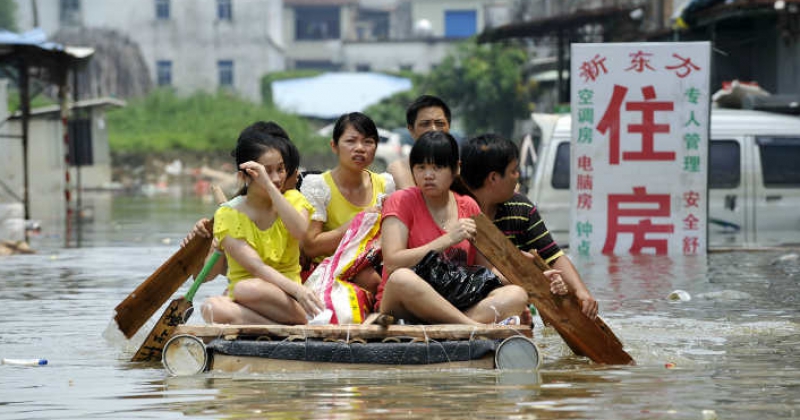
[2,358,47,366]
[668,290,691,302]
[771,253,799,265]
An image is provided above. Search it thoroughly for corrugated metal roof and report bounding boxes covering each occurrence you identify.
[0,28,93,66]
[272,72,412,119]
[0,28,93,58]
[9,97,126,119]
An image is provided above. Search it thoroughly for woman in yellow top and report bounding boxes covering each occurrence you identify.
[299,112,395,293]
[201,128,323,325]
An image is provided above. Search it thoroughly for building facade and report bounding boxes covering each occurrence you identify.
[13,0,518,100]
[14,0,285,102]
[283,0,513,73]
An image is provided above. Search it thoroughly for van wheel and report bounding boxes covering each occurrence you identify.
[371,158,388,173]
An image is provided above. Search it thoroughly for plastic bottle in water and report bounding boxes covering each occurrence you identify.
[2,358,48,366]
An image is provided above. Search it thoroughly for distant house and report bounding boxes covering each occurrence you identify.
[13,0,285,102]
[13,0,518,100]
[478,0,800,112]
[283,0,514,72]
[668,0,800,100]
[4,97,125,235]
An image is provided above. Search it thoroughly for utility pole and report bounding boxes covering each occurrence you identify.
[31,0,38,27]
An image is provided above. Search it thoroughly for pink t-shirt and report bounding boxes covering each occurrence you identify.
[374,187,481,309]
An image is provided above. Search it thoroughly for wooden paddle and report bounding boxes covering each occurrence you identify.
[132,251,222,362]
[471,213,634,365]
[114,185,228,339]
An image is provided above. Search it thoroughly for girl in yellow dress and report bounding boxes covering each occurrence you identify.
[201,127,323,325]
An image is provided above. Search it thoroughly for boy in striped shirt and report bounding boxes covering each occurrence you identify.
[461,134,598,319]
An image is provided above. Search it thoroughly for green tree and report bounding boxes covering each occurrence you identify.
[425,40,534,138]
[364,89,419,130]
[363,71,424,130]
[0,0,17,32]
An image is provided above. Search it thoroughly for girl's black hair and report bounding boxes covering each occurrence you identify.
[408,131,472,197]
[332,112,379,145]
[231,125,289,196]
[237,121,300,177]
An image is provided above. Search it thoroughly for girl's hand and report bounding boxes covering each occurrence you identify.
[445,218,476,246]
[239,161,281,194]
[239,161,267,180]
[180,218,212,247]
[292,285,324,318]
[544,269,568,295]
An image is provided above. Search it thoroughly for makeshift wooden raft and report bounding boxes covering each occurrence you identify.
[164,324,537,374]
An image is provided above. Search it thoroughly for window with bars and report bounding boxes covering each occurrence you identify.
[218,0,232,21]
[155,0,170,20]
[218,60,234,87]
[60,0,81,25]
[294,6,340,40]
[156,60,172,86]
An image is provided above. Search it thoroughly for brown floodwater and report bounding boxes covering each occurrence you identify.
[0,193,798,419]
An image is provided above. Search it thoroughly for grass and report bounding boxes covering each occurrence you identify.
[106,88,328,155]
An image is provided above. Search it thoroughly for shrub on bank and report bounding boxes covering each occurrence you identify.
[106,88,327,155]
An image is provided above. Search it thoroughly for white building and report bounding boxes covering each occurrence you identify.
[13,0,285,102]
[13,0,514,101]
[284,0,513,73]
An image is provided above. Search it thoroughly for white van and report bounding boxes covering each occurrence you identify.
[527,109,800,249]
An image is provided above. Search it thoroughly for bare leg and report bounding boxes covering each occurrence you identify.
[230,279,309,325]
[379,268,480,325]
[201,296,279,325]
[464,285,528,324]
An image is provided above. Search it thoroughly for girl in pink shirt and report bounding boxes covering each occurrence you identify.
[376,131,528,325]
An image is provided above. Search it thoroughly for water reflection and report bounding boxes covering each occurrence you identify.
[1,193,799,419]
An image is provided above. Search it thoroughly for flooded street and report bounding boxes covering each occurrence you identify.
[1,193,799,419]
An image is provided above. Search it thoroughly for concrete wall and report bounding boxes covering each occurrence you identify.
[14,0,285,102]
[281,0,508,70]
[341,40,456,72]
[0,79,25,241]
[24,117,66,227]
[3,106,114,238]
[282,4,353,67]
[410,0,487,37]
[777,37,800,94]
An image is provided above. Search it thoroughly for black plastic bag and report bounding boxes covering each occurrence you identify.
[411,251,503,310]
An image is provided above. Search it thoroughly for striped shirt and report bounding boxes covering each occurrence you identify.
[493,193,564,265]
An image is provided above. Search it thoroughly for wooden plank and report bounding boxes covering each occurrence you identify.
[132,251,223,362]
[471,213,634,365]
[113,219,213,338]
[175,323,532,342]
[131,297,192,362]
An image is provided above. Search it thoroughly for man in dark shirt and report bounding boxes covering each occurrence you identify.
[461,134,598,319]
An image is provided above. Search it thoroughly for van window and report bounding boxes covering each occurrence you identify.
[550,139,745,190]
[756,137,800,187]
[552,142,570,189]
[709,140,740,189]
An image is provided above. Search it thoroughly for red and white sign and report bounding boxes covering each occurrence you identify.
[569,42,711,256]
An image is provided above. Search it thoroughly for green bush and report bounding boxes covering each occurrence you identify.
[107,88,327,155]
[365,40,535,139]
